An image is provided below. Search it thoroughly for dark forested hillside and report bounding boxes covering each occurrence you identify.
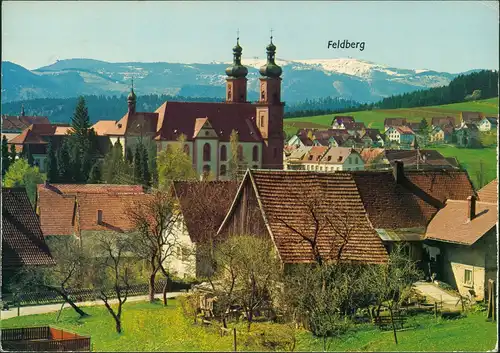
[373,70,498,109]
[1,94,361,123]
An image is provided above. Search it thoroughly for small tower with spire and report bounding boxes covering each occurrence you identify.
[127,78,136,114]
[225,31,248,103]
[259,31,283,105]
[256,31,284,169]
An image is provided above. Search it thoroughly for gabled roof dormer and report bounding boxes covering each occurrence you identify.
[193,117,218,139]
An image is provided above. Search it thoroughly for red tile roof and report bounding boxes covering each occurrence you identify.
[173,181,239,243]
[104,111,159,136]
[2,188,55,268]
[36,183,145,236]
[8,124,71,144]
[384,149,455,169]
[154,101,264,143]
[220,170,389,264]
[384,118,407,127]
[425,200,497,245]
[477,179,498,204]
[396,126,415,135]
[431,116,456,127]
[302,146,328,162]
[332,116,355,125]
[1,115,49,132]
[352,169,475,229]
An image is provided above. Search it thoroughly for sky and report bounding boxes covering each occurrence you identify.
[2,1,499,73]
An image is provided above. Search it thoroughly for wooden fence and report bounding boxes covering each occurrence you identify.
[1,326,91,352]
[5,279,193,307]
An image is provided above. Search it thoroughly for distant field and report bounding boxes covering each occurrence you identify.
[431,145,497,188]
[284,97,499,132]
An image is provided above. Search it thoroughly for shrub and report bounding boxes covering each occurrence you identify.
[242,323,296,352]
[179,294,200,323]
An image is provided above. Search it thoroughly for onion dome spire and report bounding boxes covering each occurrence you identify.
[225,31,248,78]
[259,30,282,78]
[127,78,136,103]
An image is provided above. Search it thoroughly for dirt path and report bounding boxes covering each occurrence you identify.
[1,292,186,320]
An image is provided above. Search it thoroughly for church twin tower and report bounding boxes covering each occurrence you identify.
[225,36,284,167]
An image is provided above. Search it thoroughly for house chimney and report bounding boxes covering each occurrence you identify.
[97,209,103,225]
[393,160,405,183]
[467,196,476,221]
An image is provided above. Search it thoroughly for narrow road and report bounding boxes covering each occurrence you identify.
[413,281,461,308]
[1,292,186,320]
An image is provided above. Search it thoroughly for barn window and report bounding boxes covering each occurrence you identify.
[252,145,259,161]
[220,145,227,161]
[237,145,243,161]
[220,164,227,176]
[203,143,211,161]
[183,144,190,156]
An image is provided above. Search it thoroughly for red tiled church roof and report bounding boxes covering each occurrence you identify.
[154,101,263,143]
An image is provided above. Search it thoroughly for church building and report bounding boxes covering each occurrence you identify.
[92,37,285,179]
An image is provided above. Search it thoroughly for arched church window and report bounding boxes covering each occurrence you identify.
[203,143,211,161]
[252,145,259,162]
[237,145,243,161]
[220,145,227,161]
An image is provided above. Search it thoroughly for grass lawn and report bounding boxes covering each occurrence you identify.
[284,97,499,132]
[431,145,497,188]
[1,300,497,352]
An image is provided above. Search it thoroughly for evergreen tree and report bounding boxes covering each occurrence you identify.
[134,143,143,184]
[2,135,10,175]
[70,142,83,182]
[141,144,151,187]
[24,146,34,167]
[88,160,102,183]
[71,96,91,138]
[57,139,72,182]
[9,143,17,164]
[46,140,59,183]
[125,146,134,165]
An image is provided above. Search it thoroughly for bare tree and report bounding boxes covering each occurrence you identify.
[11,236,89,317]
[275,194,356,267]
[88,232,137,334]
[127,191,180,305]
[210,235,282,331]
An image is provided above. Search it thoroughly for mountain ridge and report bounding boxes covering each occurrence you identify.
[1,58,484,104]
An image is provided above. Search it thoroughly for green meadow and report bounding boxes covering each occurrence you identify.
[1,300,497,352]
[284,97,499,132]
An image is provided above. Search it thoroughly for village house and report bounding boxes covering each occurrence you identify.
[319,147,364,171]
[384,117,407,132]
[455,123,480,147]
[331,116,355,129]
[359,148,387,169]
[361,128,385,147]
[2,188,55,292]
[286,132,313,148]
[431,116,456,129]
[35,183,146,241]
[7,124,72,171]
[343,122,366,136]
[384,149,457,170]
[385,126,416,145]
[218,170,389,267]
[301,146,328,171]
[477,117,498,132]
[283,145,313,170]
[424,195,497,301]
[429,126,445,143]
[1,105,49,142]
[90,38,285,179]
[352,163,475,263]
[460,111,484,126]
[169,181,239,278]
